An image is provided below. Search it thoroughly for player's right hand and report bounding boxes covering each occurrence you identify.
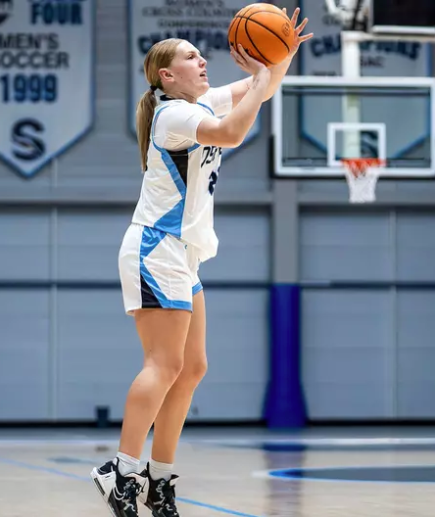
[230,43,269,78]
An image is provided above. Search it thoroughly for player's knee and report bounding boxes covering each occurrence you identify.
[159,357,185,385]
[182,356,208,385]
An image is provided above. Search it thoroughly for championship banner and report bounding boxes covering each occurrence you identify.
[0,0,95,178]
[128,0,261,159]
[300,0,431,77]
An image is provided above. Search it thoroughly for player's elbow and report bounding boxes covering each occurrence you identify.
[197,119,243,148]
[215,126,244,147]
[223,131,244,148]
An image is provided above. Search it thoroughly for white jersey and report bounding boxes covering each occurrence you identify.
[132,86,232,262]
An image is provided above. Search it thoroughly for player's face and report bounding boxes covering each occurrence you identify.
[166,41,209,98]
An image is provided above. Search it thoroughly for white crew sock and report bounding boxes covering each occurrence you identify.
[149,458,173,481]
[116,452,141,476]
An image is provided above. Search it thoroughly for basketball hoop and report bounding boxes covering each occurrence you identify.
[341,158,385,203]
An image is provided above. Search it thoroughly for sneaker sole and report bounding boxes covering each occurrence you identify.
[147,505,160,517]
[90,468,118,517]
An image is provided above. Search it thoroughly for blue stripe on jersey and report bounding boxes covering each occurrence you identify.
[160,149,186,197]
[150,106,186,236]
[188,143,200,152]
[154,200,184,238]
[150,105,170,153]
[139,226,192,311]
[192,281,203,295]
[150,103,204,237]
[197,102,214,116]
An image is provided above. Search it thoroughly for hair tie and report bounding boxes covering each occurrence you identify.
[150,85,157,92]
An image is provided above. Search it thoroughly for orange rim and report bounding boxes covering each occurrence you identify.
[341,158,385,177]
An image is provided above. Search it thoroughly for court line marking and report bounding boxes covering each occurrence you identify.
[0,457,91,481]
[0,456,263,517]
[2,437,435,448]
[252,463,435,485]
[0,439,120,447]
[192,437,435,447]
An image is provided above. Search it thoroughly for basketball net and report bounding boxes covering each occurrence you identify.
[341,158,385,204]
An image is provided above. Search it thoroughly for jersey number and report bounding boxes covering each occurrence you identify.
[201,146,220,168]
[208,171,218,195]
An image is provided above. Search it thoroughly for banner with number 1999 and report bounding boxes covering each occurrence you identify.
[0,0,95,178]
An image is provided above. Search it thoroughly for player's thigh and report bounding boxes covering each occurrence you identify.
[182,290,207,379]
[134,308,191,372]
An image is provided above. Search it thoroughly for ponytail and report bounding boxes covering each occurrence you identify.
[136,89,157,171]
[138,38,183,170]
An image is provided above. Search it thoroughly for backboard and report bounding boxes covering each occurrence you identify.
[272,76,435,178]
[324,0,435,37]
[369,0,435,37]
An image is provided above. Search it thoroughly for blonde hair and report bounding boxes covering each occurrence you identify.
[136,38,184,171]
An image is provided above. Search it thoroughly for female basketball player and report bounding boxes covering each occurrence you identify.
[91,8,311,517]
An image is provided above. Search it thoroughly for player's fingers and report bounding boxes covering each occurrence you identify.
[237,44,253,62]
[299,32,314,42]
[230,45,241,58]
[290,7,300,27]
[230,49,241,63]
[233,46,248,62]
[296,17,309,34]
[231,57,250,74]
[231,48,248,68]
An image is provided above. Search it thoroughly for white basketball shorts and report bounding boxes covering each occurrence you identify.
[118,223,203,314]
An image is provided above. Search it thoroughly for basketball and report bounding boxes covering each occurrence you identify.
[228,3,296,66]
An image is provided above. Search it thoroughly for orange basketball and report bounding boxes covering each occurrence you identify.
[228,3,295,66]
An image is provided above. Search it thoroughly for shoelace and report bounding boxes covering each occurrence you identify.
[155,481,179,516]
[123,479,141,502]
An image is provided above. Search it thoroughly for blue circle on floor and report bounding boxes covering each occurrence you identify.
[270,465,435,483]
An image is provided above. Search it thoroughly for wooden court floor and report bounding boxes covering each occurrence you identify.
[0,427,434,517]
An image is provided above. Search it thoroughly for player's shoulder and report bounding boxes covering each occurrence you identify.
[197,90,216,115]
[156,97,187,113]
[156,97,210,117]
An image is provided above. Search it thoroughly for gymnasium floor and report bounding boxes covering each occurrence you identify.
[1,426,434,517]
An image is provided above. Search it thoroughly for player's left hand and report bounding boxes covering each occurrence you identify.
[283,7,313,57]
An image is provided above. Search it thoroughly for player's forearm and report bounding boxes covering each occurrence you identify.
[263,53,294,100]
[243,53,294,102]
[219,69,270,145]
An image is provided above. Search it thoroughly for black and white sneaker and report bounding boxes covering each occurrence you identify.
[91,458,148,517]
[138,463,180,517]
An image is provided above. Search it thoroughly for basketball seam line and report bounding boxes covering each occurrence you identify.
[248,9,291,23]
[227,12,239,46]
[239,13,291,53]
[227,16,237,41]
[244,13,290,52]
[244,22,274,65]
[233,5,258,50]
[234,15,242,50]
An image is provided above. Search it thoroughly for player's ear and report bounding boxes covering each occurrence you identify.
[159,68,174,83]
